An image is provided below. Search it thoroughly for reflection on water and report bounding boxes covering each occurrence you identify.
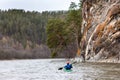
[0,59,120,80]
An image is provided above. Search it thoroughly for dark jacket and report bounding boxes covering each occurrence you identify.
[64,63,72,70]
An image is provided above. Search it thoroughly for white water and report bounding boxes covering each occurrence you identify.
[0,59,120,80]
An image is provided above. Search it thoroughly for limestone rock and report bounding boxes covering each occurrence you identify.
[81,0,120,62]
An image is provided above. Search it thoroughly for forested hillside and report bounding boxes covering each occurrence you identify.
[0,9,67,47]
[0,9,68,59]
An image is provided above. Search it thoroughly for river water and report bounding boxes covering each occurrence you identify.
[0,59,120,80]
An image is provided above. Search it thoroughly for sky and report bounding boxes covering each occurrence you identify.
[0,0,80,12]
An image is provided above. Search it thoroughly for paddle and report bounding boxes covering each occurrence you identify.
[58,61,77,70]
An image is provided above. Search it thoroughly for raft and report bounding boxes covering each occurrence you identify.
[63,68,72,72]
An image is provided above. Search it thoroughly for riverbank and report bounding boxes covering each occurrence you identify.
[93,59,120,63]
[73,57,120,64]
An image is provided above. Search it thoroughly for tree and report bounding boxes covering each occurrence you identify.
[46,19,72,57]
[0,9,68,48]
[46,2,83,58]
[66,2,82,56]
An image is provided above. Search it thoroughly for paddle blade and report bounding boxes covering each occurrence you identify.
[58,67,63,70]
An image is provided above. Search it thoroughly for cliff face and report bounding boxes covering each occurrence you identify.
[81,0,120,62]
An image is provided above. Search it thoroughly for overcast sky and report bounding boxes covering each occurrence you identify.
[0,0,79,12]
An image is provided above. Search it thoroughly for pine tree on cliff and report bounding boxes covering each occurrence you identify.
[66,2,82,57]
[46,19,72,58]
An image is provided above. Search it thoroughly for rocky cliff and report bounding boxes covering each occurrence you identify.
[81,0,120,62]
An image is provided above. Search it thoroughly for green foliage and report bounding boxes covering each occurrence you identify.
[66,2,82,48]
[46,18,74,57]
[0,9,68,48]
[46,1,83,57]
[46,19,71,49]
[69,2,77,10]
[51,51,57,58]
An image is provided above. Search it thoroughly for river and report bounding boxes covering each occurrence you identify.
[0,59,120,80]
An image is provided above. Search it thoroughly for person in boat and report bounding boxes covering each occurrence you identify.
[64,61,72,70]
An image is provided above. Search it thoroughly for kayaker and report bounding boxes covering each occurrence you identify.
[64,61,72,70]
